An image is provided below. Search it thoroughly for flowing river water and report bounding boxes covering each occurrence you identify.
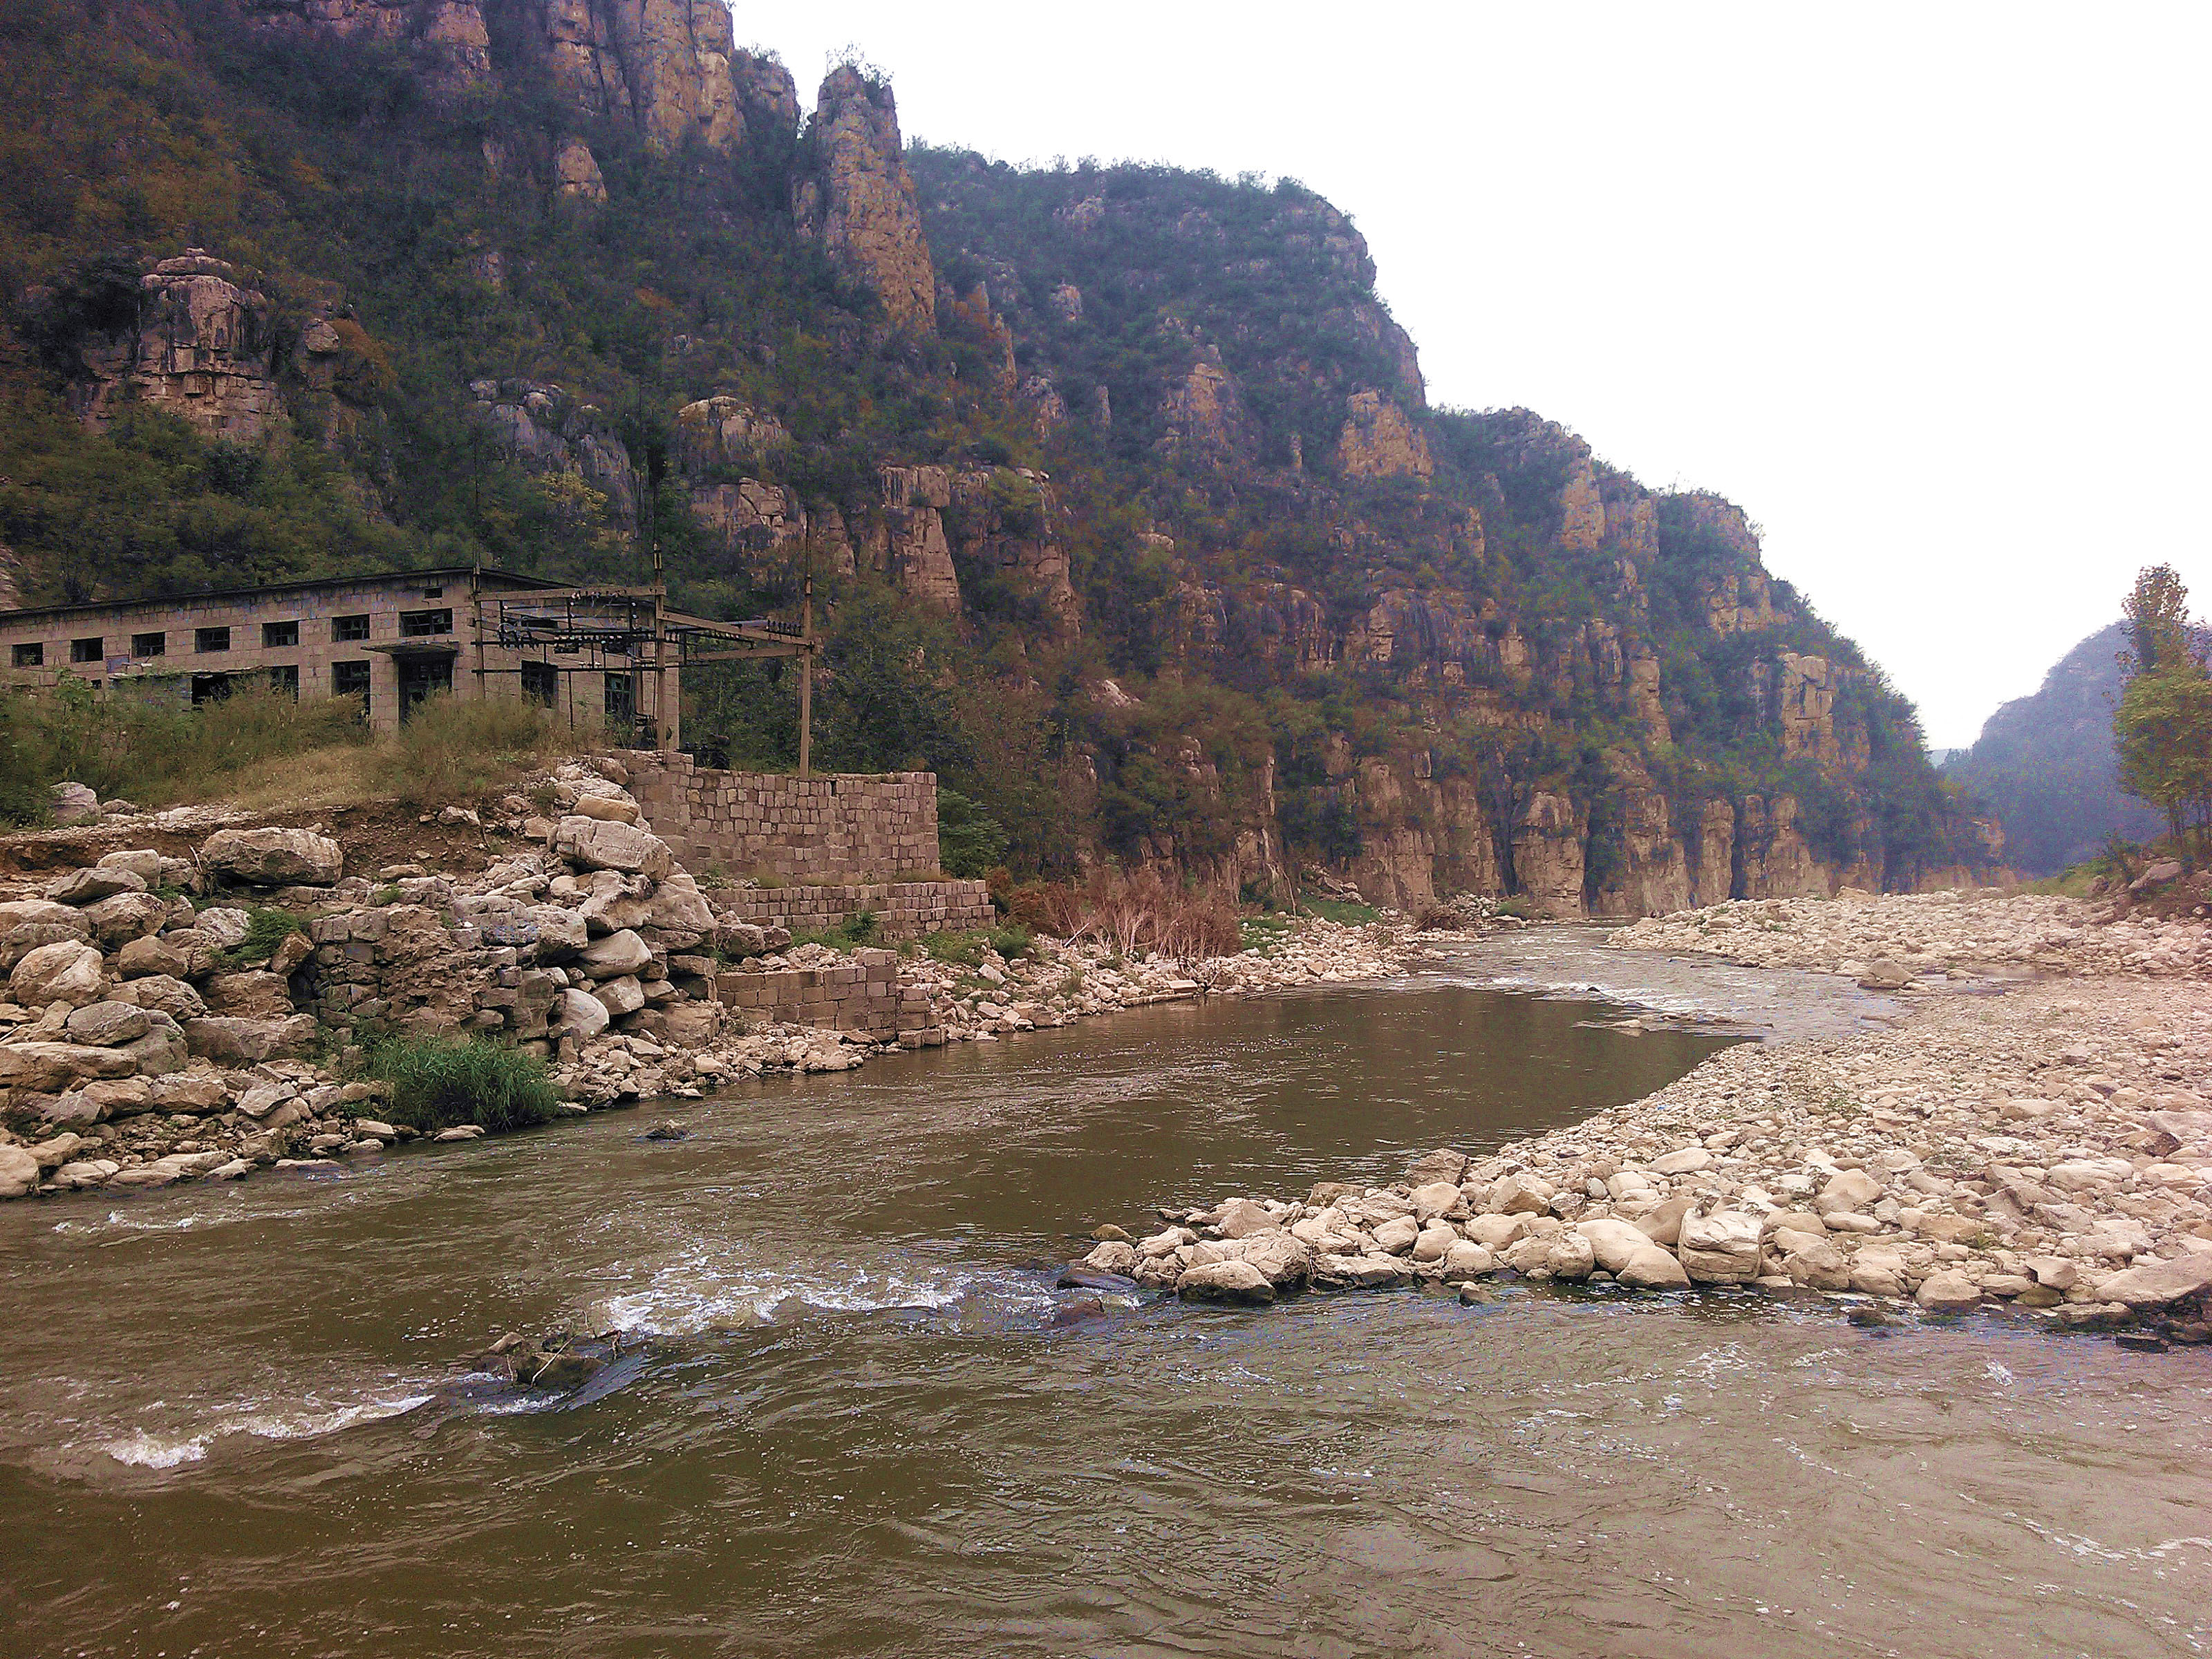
[3,941,2210,1658]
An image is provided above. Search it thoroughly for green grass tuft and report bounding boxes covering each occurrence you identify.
[364,1035,561,1134]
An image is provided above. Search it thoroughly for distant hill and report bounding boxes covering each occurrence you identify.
[1944,624,2164,873]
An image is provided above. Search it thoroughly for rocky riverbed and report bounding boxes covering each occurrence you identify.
[1075,889,2212,1341]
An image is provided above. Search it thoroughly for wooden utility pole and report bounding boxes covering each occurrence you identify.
[798,543,814,779]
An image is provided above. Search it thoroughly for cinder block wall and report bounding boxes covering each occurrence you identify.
[713,949,941,1043]
[720,881,995,941]
[621,753,943,884]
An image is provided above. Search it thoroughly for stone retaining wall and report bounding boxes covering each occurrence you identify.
[718,880,993,941]
[621,753,940,884]
[713,948,943,1044]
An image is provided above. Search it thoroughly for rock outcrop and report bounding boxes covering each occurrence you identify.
[794,67,935,333]
[73,252,282,442]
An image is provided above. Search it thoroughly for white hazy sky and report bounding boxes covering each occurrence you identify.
[751,3,2211,748]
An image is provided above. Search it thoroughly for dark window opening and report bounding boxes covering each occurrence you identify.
[521,662,558,706]
[191,672,232,706]
[400,608,453,637]
[398,656,452,720]
[195,627,230,653]
[603,672,633,730]
[267,665,299,698]
[263,620,299,648]
[332,614,371,642]
[333,659,371,715]
[132,632,165,657]
[71,637,102,663]
[422,586,444,599]
[12,642,41,667]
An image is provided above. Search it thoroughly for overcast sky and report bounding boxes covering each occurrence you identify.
[753,3,2210,749]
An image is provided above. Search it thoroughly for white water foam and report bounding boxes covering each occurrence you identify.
[102,1394,433,1469]
[597,1253,1044,1336]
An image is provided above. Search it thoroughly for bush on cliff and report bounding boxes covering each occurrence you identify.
[364,1035,560,1134]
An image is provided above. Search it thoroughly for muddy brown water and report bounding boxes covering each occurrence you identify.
[3,950,2209,1658]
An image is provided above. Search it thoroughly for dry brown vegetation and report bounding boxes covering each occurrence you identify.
[1037,867,1243,961]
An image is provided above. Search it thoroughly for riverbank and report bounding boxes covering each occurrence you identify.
[1078,891,2212,1339]
[0,767,1409,1198]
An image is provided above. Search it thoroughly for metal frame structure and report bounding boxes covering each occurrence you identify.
[478,576,821,772]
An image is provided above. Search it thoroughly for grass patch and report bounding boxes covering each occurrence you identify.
[364,1035,560,1134]
[372,694,571,807]
[1297,891,1380,925]
[1239,912,1295,953]
[214,906,305,968]
[792,908,882,950]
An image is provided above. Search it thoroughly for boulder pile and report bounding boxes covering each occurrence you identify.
[1076,894,2212,1342]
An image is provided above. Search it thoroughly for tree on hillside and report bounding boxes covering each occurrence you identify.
[2113,564,2212,860]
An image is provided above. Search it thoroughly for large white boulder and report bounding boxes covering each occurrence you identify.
[578,928,652,980]
[46,866,146,906]
[0,1144,39,1199]
[9,941,105,1008]
[2096,1255,2212,1310]
[0,1042,139,1091]
[557,986,610,1038]
[1677,1210,1763,1284]
[1177,1259,1275,1304]
[200,827,344,887]
[552,817,673,881]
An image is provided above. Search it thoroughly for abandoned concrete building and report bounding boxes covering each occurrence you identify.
[0,566,699,742]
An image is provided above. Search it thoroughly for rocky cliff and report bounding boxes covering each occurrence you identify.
[0,3,2004,908]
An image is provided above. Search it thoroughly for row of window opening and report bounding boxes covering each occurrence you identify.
[8,609,456,668]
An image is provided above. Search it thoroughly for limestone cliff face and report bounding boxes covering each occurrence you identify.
[538,0,741,153]
[238,0,491,86]
[469,377,640,533]
[71,253,282,441]
[794,68,935,334]
[1335,390,1432,479]
[238,0,796,158]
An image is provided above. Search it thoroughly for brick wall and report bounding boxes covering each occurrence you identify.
[621,753,941,885]
[719,880,994,941]
[713,948,943,1044]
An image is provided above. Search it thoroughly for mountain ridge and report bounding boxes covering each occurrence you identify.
[0,0,2006,908]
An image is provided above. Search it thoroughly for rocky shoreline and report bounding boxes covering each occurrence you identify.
[1071,890,2212,1344]
[0,765,1407,1202]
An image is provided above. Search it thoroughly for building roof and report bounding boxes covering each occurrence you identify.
[0,565,568,627]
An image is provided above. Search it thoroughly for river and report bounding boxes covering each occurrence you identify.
[3,944,2209,1658]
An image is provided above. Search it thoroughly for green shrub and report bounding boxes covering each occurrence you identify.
[0,680,369,821]
[986,923,1033,959]
[364,1035,560,1134]
[923,928,986,966]
[1297,892,1380,925]
[937,787,1009,878]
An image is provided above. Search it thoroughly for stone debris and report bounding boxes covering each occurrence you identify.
[1071,890,2212,1343]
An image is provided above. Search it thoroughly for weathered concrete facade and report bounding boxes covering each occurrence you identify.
[622,753,941,883]
[0,567,677,742]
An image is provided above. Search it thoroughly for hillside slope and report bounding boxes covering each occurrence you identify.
[0,0,2004,909]
[1944,624,2164,874]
